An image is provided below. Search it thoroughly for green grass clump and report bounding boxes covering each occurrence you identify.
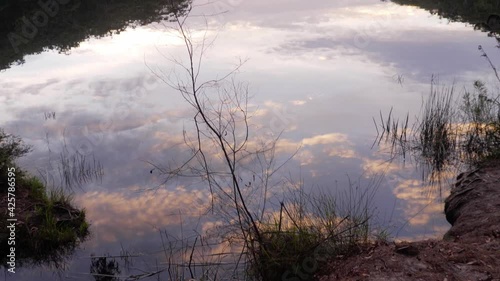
[246,183,376,281]
[0,129,90,266]
[251,222,323,281]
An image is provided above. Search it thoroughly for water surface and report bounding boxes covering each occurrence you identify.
[2,0,500,279]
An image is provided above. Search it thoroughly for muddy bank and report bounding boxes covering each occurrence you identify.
[0,177,89,267]
[317,160,500,281]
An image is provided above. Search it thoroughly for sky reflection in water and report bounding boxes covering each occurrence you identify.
[2,0,500,279]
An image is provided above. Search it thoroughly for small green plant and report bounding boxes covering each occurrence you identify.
[48,186,74,205]
[373,228,391,243]
[251,222,322,280]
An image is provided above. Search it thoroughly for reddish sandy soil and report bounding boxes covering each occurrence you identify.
[317,160,500,281]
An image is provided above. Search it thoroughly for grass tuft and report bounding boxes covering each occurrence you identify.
[246,176,379,281]
[376,78,500,187]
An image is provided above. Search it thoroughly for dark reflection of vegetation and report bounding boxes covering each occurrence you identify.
[0,129,89,267]
[390,0,500,23]
[90,256,121,281]
[376,77,500,188]
[35,113,104,190]
[390,0,500,44]
[0,0,191,71]
[414,82,456,176]
[383,0,500,185]
[53,143,104,190]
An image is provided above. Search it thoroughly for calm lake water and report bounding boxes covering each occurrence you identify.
[2,0,500,280]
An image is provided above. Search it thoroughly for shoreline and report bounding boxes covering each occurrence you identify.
[317,160,500,280]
